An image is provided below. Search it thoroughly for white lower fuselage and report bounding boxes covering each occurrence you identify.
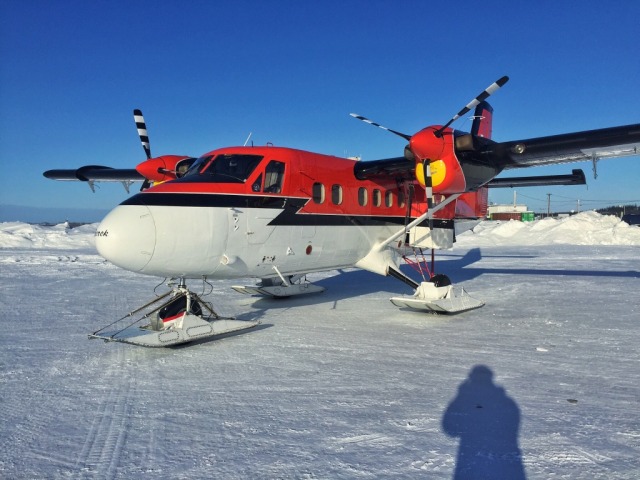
[95,201,454,281]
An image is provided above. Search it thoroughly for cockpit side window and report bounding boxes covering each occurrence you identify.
[252,174,263,192]
[201,154,264,183]
[263,160,285,193]
[175,157,197,178]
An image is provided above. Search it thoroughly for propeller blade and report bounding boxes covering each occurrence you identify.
[350,113,412,141]
[133,109,152,159]
[422,160,434,210]
[435,76,509,136]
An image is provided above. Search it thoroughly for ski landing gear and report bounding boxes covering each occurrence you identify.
[89,279,259,347]
[390,274,484,313]
[231,272,324,298]
[389,249,484,314]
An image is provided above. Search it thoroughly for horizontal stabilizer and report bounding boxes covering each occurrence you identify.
[486,169,586,188]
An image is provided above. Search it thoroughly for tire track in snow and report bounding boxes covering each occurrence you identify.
[0,262,89,475]
[0,371,78,474]
[73,344,136,479]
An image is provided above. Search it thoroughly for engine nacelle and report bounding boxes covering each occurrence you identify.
[136,155,196,183]
[410,126,466,194]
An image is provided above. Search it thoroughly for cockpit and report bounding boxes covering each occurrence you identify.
[180,153,286,194]
[184,154,264,183]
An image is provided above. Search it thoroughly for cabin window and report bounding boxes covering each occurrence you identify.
[331,184,343,205]
[385,190,393,207]
[358,187,368,206]
[264,160,285,193]
[398,190,406,208]
[373,189,381,207]
[312,182,325,204]
[201,154,264,183]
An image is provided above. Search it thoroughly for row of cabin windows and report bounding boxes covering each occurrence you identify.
[312,183,405,208]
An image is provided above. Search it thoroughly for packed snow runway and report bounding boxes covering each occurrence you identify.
[1,213,639,479]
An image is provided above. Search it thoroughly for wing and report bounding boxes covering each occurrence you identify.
[354,125,640,176]
[43,165,144,182]
[487,123,640,170]
[354,157,589,189]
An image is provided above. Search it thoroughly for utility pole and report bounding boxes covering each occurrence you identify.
[547,193,551,217]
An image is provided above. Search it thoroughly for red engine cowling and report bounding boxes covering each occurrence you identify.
[409,127,466,194]
[136,155,194,183]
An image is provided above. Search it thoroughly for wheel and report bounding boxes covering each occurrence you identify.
[429,274,452,287]
[159,295,202,320]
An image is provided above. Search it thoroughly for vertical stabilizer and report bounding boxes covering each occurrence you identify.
[471,101,494,140]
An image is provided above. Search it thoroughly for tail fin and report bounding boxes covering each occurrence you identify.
[471,101,493,140]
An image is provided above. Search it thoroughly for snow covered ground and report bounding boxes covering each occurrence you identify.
[1,212,639,479]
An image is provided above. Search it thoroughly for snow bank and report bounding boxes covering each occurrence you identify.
[2,212,638,251]
[0,222,97,249]
[457,211,640,247]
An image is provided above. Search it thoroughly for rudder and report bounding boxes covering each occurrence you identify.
[471,101,493,140]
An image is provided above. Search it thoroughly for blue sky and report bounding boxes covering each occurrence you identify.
[1,0,639,222]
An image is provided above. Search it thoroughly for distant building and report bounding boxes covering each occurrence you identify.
[487,204,535,222]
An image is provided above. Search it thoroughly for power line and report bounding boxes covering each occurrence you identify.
[491,191,640,205]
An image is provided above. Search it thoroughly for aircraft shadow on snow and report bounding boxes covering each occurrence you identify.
[440,248,640,283]
[246,268,411,311]
[176,247,638,347]
[247,247,638,311]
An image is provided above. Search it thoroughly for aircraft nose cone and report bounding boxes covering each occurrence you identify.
[95,205,156,272]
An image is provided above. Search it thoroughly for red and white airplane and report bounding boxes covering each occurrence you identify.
[45,77,640,346]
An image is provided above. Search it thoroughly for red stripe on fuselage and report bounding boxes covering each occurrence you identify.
[146,146,459,220]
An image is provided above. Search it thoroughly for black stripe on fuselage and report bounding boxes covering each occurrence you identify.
[121,191,290,209]
[120,192,454,229]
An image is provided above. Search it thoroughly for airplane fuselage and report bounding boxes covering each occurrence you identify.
[95,146,475,280]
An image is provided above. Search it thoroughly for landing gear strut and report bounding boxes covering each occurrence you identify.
[89,278,259,347]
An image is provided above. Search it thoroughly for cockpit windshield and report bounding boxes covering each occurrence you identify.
[183,154,264,183]
[183,155,212,177]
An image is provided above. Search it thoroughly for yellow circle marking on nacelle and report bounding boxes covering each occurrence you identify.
[415,159,447,187]
[415,164,425,186]
[430,160,446,186]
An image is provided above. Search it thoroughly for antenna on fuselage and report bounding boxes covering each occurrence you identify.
[243,132,253,146]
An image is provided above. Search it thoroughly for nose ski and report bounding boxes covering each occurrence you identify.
[89,279,259,347]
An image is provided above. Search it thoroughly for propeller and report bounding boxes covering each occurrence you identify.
[433,76,509,137]
[133,109,152,159]
[350,76,510,243]
[349,113,411,141]
[421,160,434,209]
[350,75,508,148]
[133,109,153,190]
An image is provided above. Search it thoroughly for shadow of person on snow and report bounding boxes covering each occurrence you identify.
[442,365,526,479]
